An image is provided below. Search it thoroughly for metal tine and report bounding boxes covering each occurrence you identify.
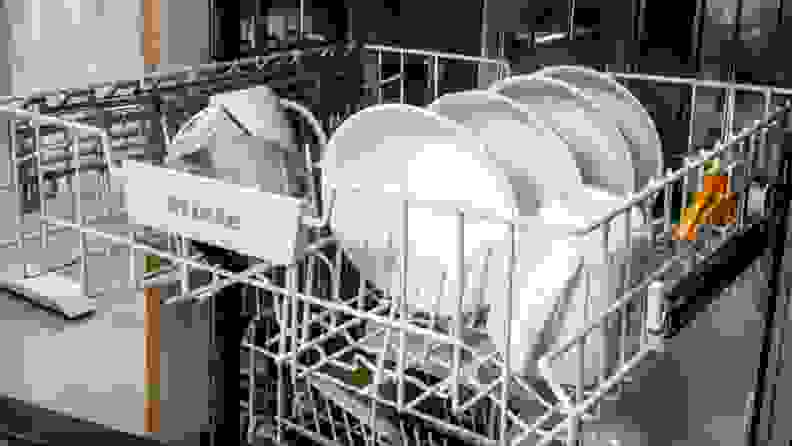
[740,122,762,225]
[30,104,50,260]
[682,154,692,214]
[687,83,698,159]
[301,255,320,429]
[616,207,633,394]
[687,161,704,272]
[663,168,674,251]
[70,130,90,298]
[366,415,377,446]
[758,124,769,176]
[471,247,493,329]
[730,136,748,231]
[325,397,338,443]
[568,267,590,445]
[246,309,257,444]
[309,387,321,435]
[358,240,369,311]
[597,219,611,408]
[375,230,398,371]
[423,270,446,362]
[287,267,300,421]
[324,237,343,329]
[341,409,356,445]
[368,231,397,446]
[452,210,466,411]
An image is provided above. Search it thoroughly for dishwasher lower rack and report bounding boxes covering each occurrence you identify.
[245,106,792,446]
[241,229,646,446]
[244,240,655,446]
[243,298,562,446]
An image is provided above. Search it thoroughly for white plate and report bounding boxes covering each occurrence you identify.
[484,195,651,387]
[428,90,585,213]
[427,91,652,386]
[482,217,590,385]
[425,91,612,387]
[322,104,519,317]
[491,75,636,197]
[535,65,663,192]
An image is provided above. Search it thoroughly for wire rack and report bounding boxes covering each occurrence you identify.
[1,46,791,446]
[238,76,792,446]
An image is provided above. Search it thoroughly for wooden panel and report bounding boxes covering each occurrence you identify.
[143,0,161,65]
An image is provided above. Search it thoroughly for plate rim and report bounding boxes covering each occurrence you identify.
[535,65,664,190]
[427,89,587,213]
[490,74,637,197]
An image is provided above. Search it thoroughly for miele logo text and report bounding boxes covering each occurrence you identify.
[167,196,241,230]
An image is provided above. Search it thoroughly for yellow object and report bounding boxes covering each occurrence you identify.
[704,159,722,176]
[675,191,738,240]
[351,366,370,387]
[675,192,716,240]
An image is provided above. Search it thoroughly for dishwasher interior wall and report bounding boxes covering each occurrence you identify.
[0,218,212,445]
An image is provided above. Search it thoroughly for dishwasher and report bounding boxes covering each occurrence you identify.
[0,44,791,446]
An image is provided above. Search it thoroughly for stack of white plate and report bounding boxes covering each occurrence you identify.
[490,71,663,281]
[532,65,663,192]
[427,87,645,387]
[426,90,585,213]
[486,70,662,385]
[491,74,636,197]
[321,67,663,388]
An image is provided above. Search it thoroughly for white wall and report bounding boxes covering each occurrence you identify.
[0,2,211,443]
[5,0,144,96]
[2,0,211,96]
[0,0,211,179]
[0,1,14,188]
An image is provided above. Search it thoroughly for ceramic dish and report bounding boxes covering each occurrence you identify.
[491,75,636,197]
[428,90,586,214]
[534,65,663,192]
[427,90,651,387]
[481,193,652,387]
[321,104,519,317]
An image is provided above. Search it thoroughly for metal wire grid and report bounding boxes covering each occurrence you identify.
[248,89,791,446]
[0,44,509,273]
[0,94,787,446]
[364,44,512,106]
[2,46,791,446]
[0,42,370,244]
[258,111,787,446]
